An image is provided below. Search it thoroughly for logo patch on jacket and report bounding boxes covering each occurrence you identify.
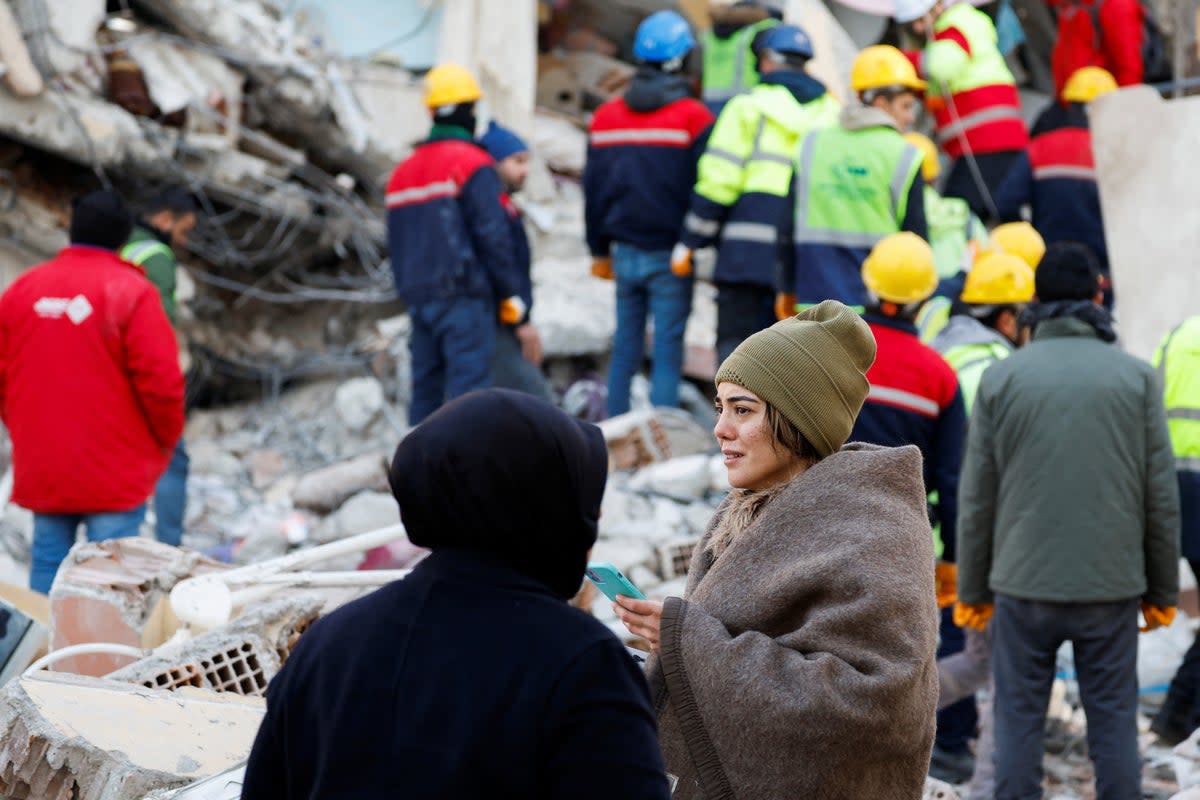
[34,295,93,325]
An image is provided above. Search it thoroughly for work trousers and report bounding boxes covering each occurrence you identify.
[1153,559,1200,741]
[409,297,495,425]
[153,438,189,547]
[992,594,1140,800]
[606,244,693,417]
[942,150,1023,221]
[714,282,775,366]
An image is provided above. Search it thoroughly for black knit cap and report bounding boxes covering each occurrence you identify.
[1035,241,1102,302]
[69,189,133,251]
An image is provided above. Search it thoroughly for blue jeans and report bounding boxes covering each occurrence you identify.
[154,438,189,547]
[606,244,693,417]
[409,297,496,425]
[30,506,147,594]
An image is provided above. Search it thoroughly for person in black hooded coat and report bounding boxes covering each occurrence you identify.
[240,389,671,800]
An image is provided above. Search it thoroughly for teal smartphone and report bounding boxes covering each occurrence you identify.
[586,561,646,601]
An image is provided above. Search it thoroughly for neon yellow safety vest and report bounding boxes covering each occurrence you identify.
[924,184,986,280]
[1153,316,1200,472]
[793,124,923,250]
[690,84,841,245]
[701,19,779,107]
[917,296,953,344]
[942,339,1011,414]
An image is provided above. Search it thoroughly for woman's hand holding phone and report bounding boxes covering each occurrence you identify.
[615,596,664,652]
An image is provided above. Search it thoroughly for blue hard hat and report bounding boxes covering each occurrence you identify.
[633,10,696,63]
[760,24,814,60]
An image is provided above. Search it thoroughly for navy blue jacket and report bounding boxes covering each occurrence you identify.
[387,131,518,305]
[501,193,534,314]
[851,315,967,561]
[993,103,1108,266]
[584,69,714,255]
[241,551,670,800]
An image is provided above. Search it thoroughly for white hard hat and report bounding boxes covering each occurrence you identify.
[893,0,937,23]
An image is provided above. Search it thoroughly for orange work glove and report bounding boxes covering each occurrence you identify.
[590,257,613,280]
[952,601,994,632]
[1140,603,1177,633]
[498,296,527,326]
[670,243,693,277]
[774,293,797,321]
[925,95,947,115]
[934,561,958,609]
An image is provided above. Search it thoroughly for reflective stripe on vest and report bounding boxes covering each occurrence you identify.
[121,239,172,266]
[1032,165,1096,181]
[867,384,940,418]
[590,128,691,146]
[793,125,922,248]
[701,20,776,104]
[935,105,1024,146]
[386,180,458,208]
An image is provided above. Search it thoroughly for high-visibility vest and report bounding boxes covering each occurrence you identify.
[793,123,923,251]
[121,238,172,267]
[942,338,1011,413]
[917,296,953,344]
[924,3,1026,158]
[701,19,779,109]
[924,184,986,280]
[1153,316,1200,472]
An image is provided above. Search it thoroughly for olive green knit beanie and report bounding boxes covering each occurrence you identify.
[714,300,877,458]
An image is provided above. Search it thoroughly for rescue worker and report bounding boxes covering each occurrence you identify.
[123,187,198,548]
[849,231,971,784]
[584,10,713,416]
[386,64,523,425]
[928,251,1035,798]
[674,23,840,363]
[700,1,782,113]
[894,0,1029,220]
[780,45,928,315]
[994,67,1113,300]
[1151,315,1200,745]
[478,122,552,402]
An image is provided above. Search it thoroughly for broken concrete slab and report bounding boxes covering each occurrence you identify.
[106,594,322,694]
[312,490,398,545]
[599,408,714,472]
[334,375,385,433]
[291,450,390,513]
[627,454,713,500]
[0,671,263,800]
[49,538,230,677]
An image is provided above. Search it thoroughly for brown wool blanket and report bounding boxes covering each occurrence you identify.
[649,443,939,799]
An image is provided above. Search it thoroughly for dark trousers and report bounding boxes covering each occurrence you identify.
[942,151,1023,221]
[715,282,775,365]
[491,325,551,402]
[409,298,495,425]
[1154,559,1200,740]
[992,594,1140,800]
[936,605,978,753]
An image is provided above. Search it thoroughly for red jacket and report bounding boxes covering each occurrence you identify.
[1049,0,1144,93]
[0,246,185,513]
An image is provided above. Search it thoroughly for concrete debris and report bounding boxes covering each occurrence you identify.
[312,490,399,545]
[599,408,715,472]
[924,777,959,799]
[334,376,385,433]
[48,538,230,677]
[0,671,263,800]
[106,595,322,695]
[292,450,391,513]
[627,454,713,501]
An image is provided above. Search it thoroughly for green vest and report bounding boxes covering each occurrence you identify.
[924,184,986,280]
[701,19,779,106]
[926,4,1016,96]
[1153,316,1200,469]
[793,123,923,249]
[121,233,177,322]
[916,296,953,344]
[943,339,1012,414]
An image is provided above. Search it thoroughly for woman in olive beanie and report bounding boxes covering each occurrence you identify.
[617,300,940,799]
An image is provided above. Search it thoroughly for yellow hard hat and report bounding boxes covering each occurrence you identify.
[851,45,927,93]
[961,251,1035,305]
[989,222,1046,270]
[862,232,938,305]
[424,64,483,108]
[1061,66,1119,104]
[904,132,940,182]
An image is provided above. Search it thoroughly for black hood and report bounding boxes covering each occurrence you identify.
[389,389,608,599]
[625,66,691,112]
[760,71,827,105]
